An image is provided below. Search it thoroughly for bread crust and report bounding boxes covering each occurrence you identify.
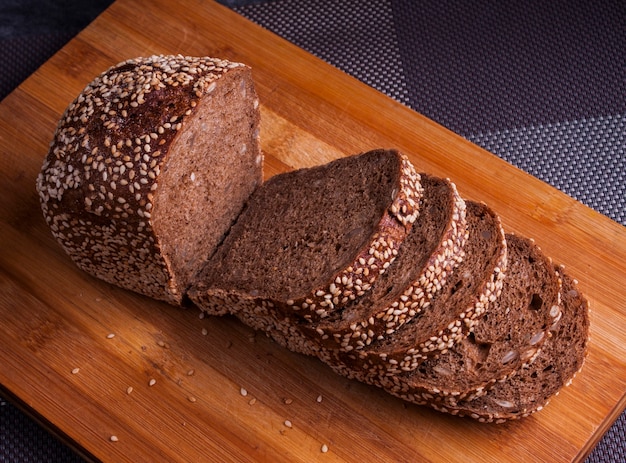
[37,55,262,304]
[305,175,468,352]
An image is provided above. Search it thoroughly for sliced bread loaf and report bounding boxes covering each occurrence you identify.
[37,55,590,424]
[319,200,508,381]
[379,234,562,406]
[189,149,423,318]
[301,174,468,352]
[432,265,590,423]
[36,55,262,305]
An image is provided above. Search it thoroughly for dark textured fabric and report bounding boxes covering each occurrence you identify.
[1,1,624,462]
[0,33,75,101]
[0,0,116,102]
[231,0,626,227]
[0,397,84,463]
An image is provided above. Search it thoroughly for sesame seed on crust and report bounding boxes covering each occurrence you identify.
[36,55,253,304]
[278,154,424,322]
[305,177,469,352]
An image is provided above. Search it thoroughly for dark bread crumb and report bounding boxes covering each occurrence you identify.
[381,234,562,405]
[189,149,423,319]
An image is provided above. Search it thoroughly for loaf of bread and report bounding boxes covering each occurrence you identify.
[36,55,262,304]
[38,56,589,423]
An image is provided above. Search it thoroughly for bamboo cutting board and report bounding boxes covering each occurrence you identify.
[1,0,625,461]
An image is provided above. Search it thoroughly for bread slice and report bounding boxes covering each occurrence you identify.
[189,149,423,318]
[36,55,262,305]
[301,174,468,352]
[430,265,590,422]
[380,234,562,406]
[320,200,508,381]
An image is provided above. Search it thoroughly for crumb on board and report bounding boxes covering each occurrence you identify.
[157,340,170,348]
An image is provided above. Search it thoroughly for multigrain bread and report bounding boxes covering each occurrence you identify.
[319,200,508,381]
[36,55,262,304]
[303,174,468,352]
[431,265,590,423]
[38,56,589,423]
[189,149,423,318]
[379,234,562,405]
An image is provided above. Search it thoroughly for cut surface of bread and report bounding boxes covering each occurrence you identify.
[435,265,590,422]
[189,149,423,318]
[320,200,508,380]
[36,55,262,304]
[380,234,562,405]
[301,174,468,351]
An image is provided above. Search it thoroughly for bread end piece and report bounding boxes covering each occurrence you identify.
[36,55,262,304]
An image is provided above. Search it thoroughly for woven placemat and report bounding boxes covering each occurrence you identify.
[228,0,625,227]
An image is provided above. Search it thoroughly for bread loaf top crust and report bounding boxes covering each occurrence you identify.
[36,55,261,304]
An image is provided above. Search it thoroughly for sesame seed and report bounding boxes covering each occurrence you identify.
[149,378,157,387]
[71,367,80,375]
[240,387,248,397]
[126,386,133,394]
[106,333,115,339]
[321,444,329,453]
[109,435,119,442]
[284,420,292,428]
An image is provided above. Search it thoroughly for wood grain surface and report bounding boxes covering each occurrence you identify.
[1,1,625,461]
